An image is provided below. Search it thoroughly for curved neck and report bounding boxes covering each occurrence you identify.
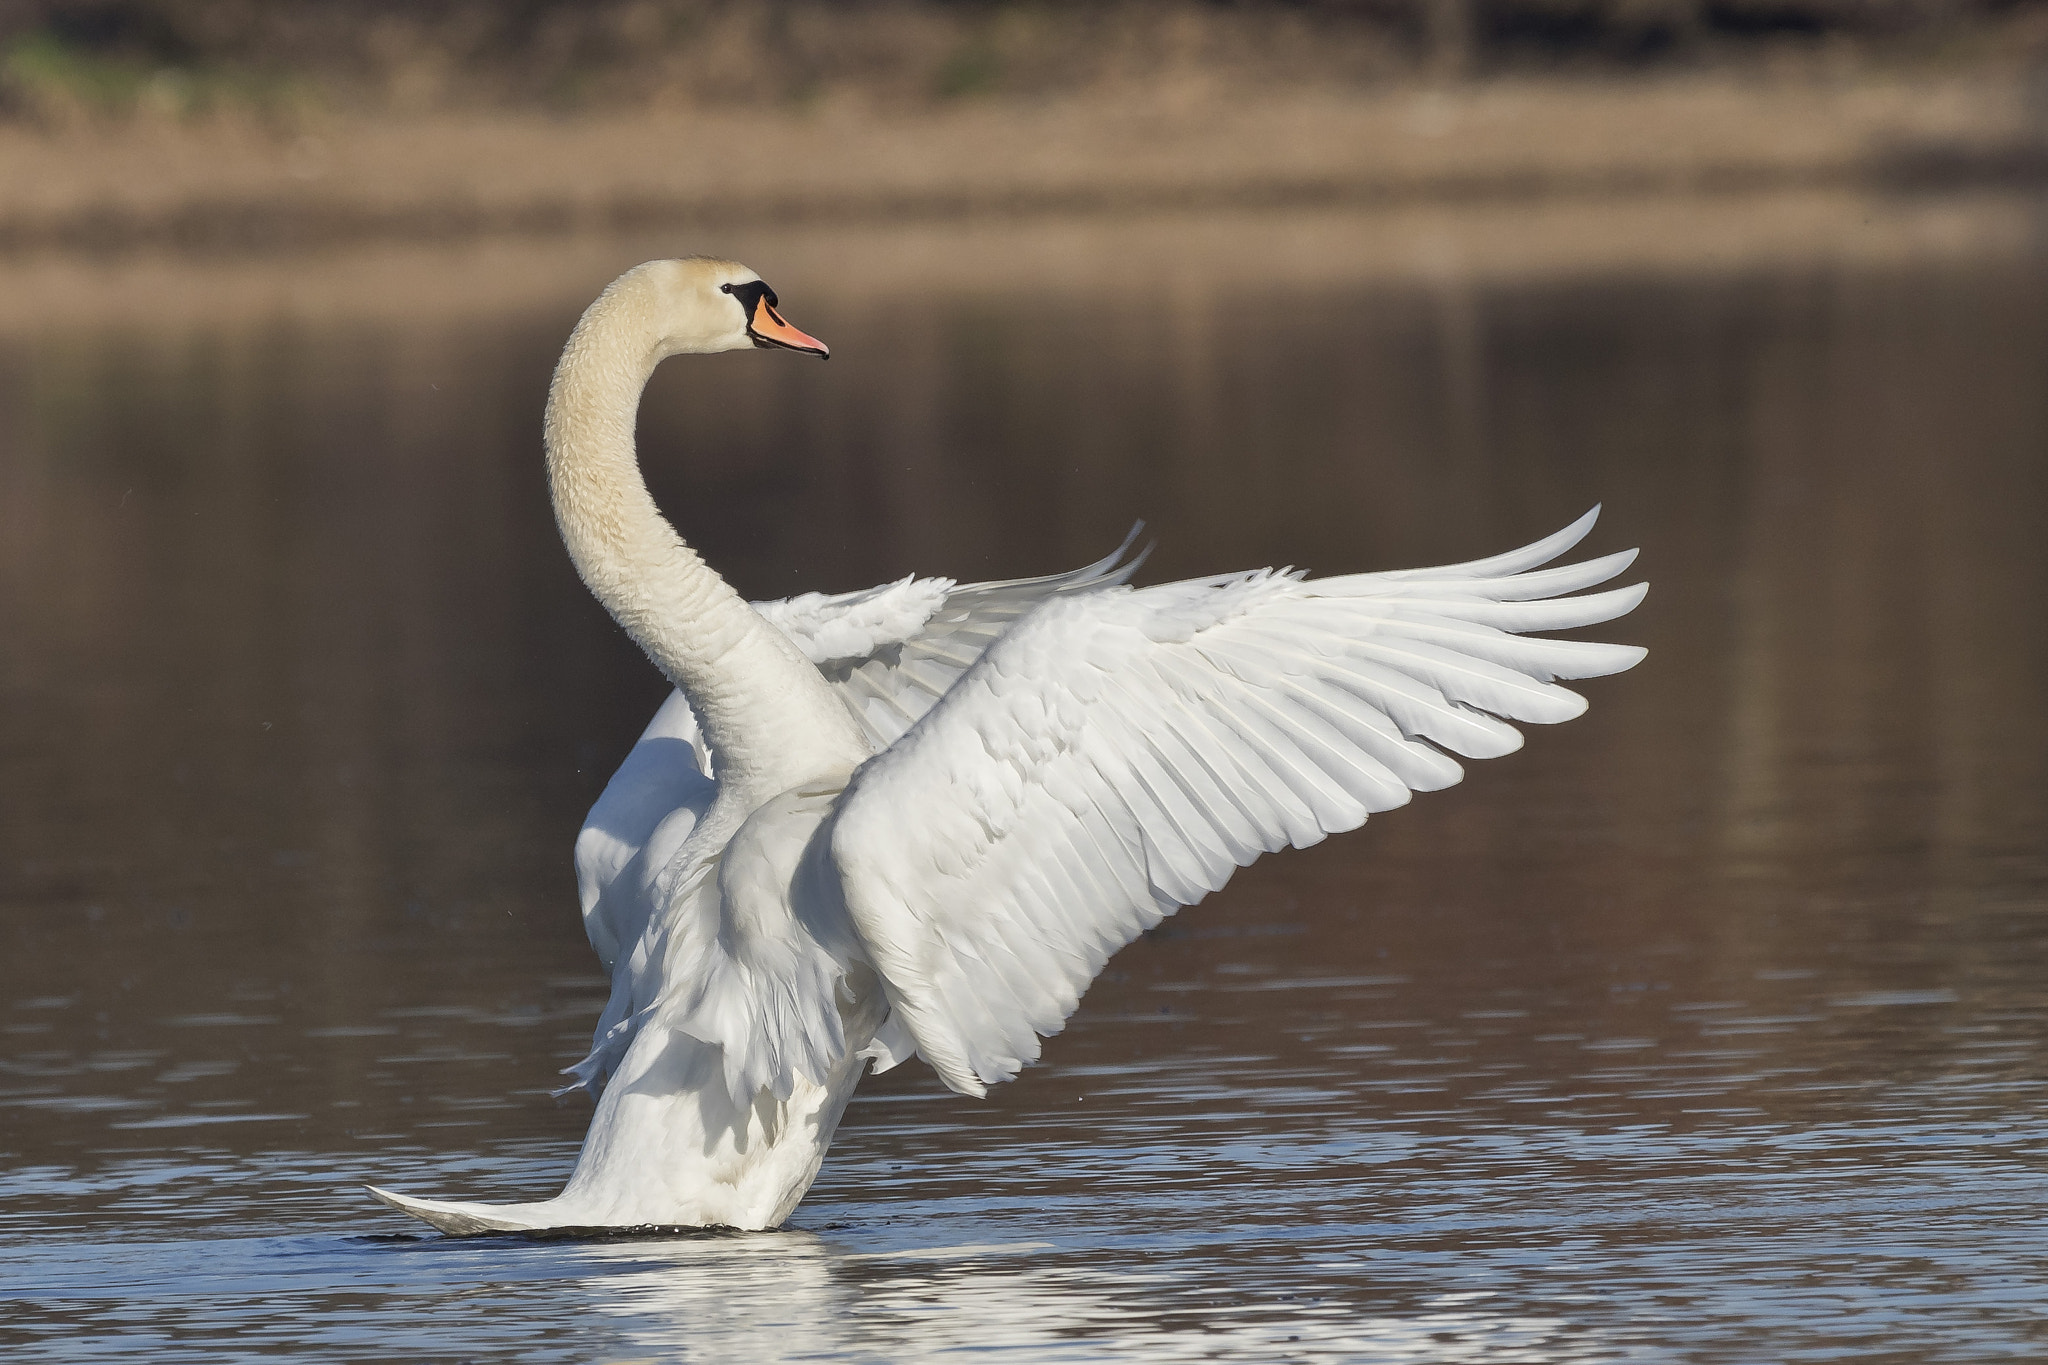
[544,278,864,797]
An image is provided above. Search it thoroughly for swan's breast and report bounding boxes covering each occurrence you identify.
[716,781,850,950]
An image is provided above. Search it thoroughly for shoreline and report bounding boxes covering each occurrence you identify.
[1,72,2044,254]
[0,185,2036,338]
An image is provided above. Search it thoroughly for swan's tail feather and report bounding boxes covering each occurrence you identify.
[364,1184,557,1236]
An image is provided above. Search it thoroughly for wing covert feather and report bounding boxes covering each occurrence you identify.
[753,529,1146,749]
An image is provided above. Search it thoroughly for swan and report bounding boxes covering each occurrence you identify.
[366,257,1647,1235]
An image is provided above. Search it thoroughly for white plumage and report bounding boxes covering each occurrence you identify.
[366,259,1646,1236]
[834,512,1643,1097]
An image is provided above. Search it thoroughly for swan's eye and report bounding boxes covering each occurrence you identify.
[720,283,734,294]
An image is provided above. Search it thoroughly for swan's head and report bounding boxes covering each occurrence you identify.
[628,257,829,360]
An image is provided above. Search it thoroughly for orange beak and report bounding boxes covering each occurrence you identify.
[748,300,830,358]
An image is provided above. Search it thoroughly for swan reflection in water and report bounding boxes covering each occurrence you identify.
[368,258,1647,1235]
[563,1232,1592,1362]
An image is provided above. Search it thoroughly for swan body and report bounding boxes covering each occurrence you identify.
[367,257,1648,1235]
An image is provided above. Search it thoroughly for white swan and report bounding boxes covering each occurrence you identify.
[366,257,1647,1235]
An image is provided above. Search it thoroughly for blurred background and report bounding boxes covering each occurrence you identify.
[1,0,2048,244]
[4,4,2048,1363]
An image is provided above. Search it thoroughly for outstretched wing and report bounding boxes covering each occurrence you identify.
[754,529,1145,748]
[829,509,1647,1097]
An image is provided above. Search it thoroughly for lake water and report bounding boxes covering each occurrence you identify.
[3,198,2047,1361]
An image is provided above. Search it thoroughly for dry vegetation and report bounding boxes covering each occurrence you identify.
[0,2,2042,252]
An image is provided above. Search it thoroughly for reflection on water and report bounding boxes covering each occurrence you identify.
[3,204,2047,1361]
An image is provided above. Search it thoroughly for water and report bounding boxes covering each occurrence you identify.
[3,199,2047,1361]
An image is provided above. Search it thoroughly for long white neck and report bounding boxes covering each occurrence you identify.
[543,276,867,798]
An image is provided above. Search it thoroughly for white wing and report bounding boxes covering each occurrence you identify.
[830,509,1647,1097]
[573,688,716,975]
